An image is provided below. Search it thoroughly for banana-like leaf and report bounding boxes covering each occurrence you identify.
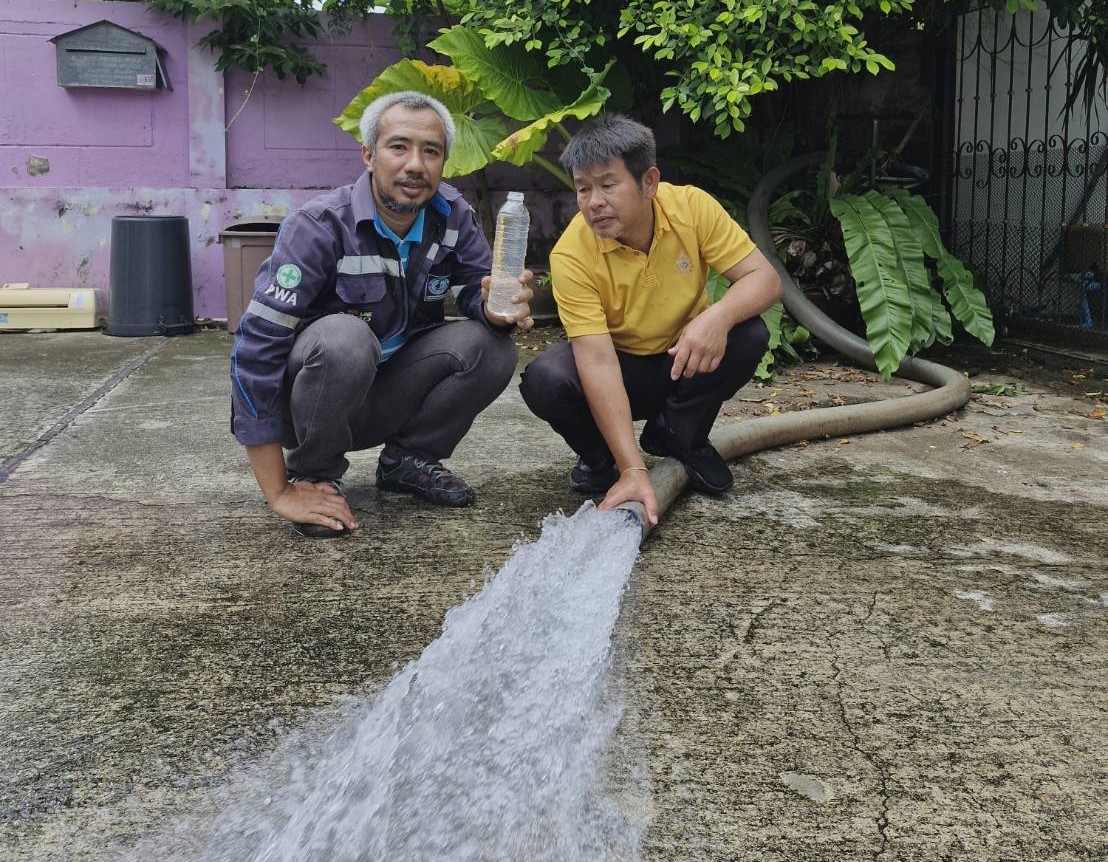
[938,255,996,346]
[829,193,915,378]
[931,295,954,346]
[429,26,562,121]
[886,186,995,347]
[883,186,941,349]
[885,187,944,260]
[491,62,614,167]
[333,60,503,177]
[862,191,933,352]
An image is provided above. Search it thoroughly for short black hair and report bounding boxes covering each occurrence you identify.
[560,114,657,184]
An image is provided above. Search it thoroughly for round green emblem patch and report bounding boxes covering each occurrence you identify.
[276,263,302,290]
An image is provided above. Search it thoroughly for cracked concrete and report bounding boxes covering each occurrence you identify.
[1,329,1106,861]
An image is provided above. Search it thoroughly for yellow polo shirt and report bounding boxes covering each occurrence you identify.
[550,182,757,355]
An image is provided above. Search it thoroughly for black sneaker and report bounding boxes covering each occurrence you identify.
[569,456,617,494]
[288,477,348,539]
[376,450,475,507]
[640,416,733,493]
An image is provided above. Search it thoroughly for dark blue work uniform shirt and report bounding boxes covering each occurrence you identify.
[230,172,493,447]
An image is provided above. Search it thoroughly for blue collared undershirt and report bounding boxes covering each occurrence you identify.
[370,209,425,360]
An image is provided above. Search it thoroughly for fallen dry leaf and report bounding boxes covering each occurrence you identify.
[959,430,990,450]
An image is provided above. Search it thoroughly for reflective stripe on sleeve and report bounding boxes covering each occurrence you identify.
[441,229,459,249]
[246,300,299,329]
[337,255,400,276]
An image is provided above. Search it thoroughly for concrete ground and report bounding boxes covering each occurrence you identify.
[1,326,1106,861]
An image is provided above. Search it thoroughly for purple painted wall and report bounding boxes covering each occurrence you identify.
[3,4,190,187]
[1,0,571,321]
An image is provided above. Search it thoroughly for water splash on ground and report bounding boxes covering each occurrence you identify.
[128,503,647,862]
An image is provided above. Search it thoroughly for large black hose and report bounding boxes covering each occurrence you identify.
[618,152,972,537]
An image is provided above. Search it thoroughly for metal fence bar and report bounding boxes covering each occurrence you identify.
[947,8,1107,345]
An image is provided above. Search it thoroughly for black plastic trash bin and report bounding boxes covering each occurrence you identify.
[105,215,196,336]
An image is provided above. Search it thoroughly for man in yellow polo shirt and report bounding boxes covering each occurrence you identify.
[520,114,781,524]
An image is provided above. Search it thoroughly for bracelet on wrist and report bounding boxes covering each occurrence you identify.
[621,466,649,474]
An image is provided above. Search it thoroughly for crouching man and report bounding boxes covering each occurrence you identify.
[520,114,780,525]
[231,92,533,538]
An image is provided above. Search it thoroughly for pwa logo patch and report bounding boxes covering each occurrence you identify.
[275,263,302,289]
[425,275,451,299]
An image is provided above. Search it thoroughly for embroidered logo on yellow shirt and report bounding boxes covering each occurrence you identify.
[676,251,692,273]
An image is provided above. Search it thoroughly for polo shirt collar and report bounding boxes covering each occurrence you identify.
[353,170,450,227]
[374,206,425,245]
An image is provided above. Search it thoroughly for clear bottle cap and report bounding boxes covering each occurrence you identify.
[506,191,525,202]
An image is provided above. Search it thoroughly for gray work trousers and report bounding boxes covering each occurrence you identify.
[282,314,517,481]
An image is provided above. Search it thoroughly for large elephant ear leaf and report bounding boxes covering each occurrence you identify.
[491,61,614,168]
[830,193,915,378]
[334,60,497,176]
[429,25,562,121]
[334,60,484,140]
[938,256,996,346]
[446,114,509,177]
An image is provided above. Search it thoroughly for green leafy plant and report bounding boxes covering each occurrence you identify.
[334,59,505,178]
[333,25,614,189]
[146,0,327,83]
[706,271,814,380]
[147,0,1104,127]
[828,187,993,377]
[754,301,816,380]
[463,0,914,137]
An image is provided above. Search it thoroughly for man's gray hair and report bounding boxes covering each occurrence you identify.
[359,91,455,155]
[560,114,657,183]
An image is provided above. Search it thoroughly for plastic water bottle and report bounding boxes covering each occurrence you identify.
[487,191,530,319]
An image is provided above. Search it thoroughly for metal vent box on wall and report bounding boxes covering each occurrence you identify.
[51,20,170,90]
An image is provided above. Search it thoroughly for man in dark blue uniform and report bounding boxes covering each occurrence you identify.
[231,92,534,538]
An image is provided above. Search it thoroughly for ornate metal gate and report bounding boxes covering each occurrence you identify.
[949,7,1106,344]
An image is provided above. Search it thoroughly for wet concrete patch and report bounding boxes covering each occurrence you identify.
[0,488,539,858]
[2,332,1107,860]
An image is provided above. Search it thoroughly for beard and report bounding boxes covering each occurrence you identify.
[375,175,425,214]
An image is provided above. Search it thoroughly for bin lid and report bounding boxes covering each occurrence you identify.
[219,218,284,241]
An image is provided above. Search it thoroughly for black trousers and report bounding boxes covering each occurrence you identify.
[519,315,769,464]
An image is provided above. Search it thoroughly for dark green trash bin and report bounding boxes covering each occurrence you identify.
[105,215,196,337]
